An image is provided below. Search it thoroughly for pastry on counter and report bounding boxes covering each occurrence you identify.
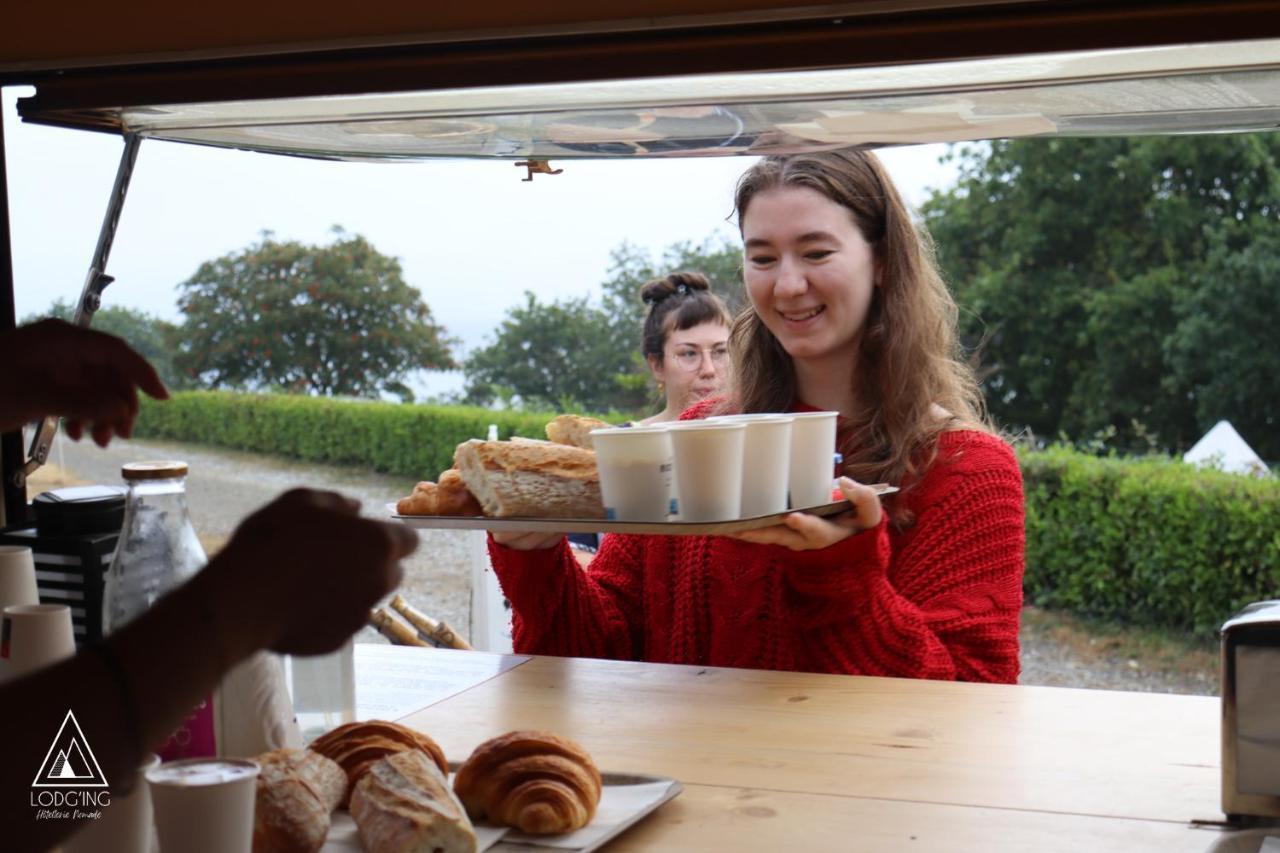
[308,720,448,807]
[351,750,477,853]
[453,730,602,834]
[252,748,347,853]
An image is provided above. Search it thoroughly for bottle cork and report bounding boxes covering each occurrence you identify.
[369,608,429,647]
[390,594,474,651]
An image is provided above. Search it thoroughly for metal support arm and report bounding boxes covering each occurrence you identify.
[12,133,141,491]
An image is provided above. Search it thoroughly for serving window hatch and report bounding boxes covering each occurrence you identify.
[7,33,1280,493]
[17,37,1280,162]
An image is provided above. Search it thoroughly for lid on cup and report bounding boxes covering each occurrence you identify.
[121,461,189,481]
[663,420,746,430]
[788,410,840,420]
[145,758,259,786]
[590,425,669,436]
[706,413,795,423]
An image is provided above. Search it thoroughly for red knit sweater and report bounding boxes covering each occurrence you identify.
[488,413,1025,683]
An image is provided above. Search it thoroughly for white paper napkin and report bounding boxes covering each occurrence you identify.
[321,779,678,852]
[500,781,677,849]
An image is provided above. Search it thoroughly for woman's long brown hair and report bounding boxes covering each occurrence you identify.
[727,149,991,496]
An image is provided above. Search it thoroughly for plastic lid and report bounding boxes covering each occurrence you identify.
[121,461,189,480]
[663,420,746,430]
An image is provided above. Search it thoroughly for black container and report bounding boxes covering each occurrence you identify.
[32,486,126,538]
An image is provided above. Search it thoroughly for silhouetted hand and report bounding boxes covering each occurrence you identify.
[0,318,169,445]
[200,489,419,657]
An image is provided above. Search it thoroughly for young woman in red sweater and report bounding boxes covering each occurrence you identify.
[488,150,1025,683]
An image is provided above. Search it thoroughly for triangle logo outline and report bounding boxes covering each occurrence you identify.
[32,710,109,788]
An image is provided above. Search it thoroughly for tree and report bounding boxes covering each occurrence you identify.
[599,235,746,338]
[173,230,456,397]
[463,292,638,413]
[922,135,1280,454]
[29,299,188,390]
[1166,221,1280,458]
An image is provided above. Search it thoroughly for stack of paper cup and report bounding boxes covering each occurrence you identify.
[146,758,261,853]
[665,421,747,522]
[1,603,76,679]
[787,411,841,509]
[590,426,676,522]
[0,545,40,680]
[706,414,795,517]
[0,545,39,608]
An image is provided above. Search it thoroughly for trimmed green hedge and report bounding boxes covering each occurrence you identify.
[135,392,1280,633]
[1023,446,1280,633]
[135,391,555,480]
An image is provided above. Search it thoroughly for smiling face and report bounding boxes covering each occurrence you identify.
[741,186,878,372]
[648,320,730,414]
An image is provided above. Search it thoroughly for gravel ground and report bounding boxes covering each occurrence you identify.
[52,435,474,646]
[49,435,1217,695]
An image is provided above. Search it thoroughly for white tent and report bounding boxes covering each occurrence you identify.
[1183,421,1270,477]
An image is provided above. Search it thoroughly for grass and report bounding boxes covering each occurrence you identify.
[1021,604,1219,682]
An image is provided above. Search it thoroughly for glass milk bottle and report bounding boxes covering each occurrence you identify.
[102,461,216,759]
[102,460,301,759]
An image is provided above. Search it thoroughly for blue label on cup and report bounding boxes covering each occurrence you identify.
[605,507,617,520]
[669,498,679,515]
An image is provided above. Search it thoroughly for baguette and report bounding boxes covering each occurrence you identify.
[308,720,448,807]
[545,414,611,449]
[453,440,604,519]
[252,748,347,853]
[351,750,477,853]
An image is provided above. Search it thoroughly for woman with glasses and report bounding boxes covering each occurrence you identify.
[566,272,731,556]
[636,272,732,426]
[489,150,1024,684]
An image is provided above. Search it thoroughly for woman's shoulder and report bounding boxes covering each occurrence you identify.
[933,428,1020,475]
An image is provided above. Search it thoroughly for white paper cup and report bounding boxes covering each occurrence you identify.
[590,426,675,522]
[146,758,260,853]
[707,414,795,517]
[665,421,747,522]
[0,546,40,683]
[788,411,840,509]
[1,603,75,677]
[65,753,161,853]
[0,545,39,610]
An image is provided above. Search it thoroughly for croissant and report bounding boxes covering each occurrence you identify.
[452,730,602,835]
[396,470,483,516]
[308,720,448,807]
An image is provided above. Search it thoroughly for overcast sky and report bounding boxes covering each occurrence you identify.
[2,87,959,397]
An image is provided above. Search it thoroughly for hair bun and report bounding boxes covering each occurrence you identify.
[640,271,712,307]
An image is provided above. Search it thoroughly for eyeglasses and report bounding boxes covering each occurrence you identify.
[671,346,729,372]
